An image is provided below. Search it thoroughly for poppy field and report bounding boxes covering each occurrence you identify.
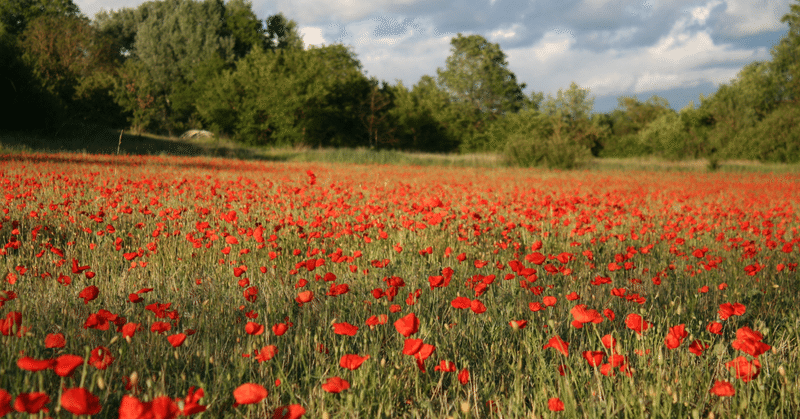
[0,152,799,418]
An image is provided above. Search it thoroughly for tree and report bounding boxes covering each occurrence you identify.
[224,0,268,59]
[771,0,800,102]
[0,21,62,129]
[265,12,303,51]
[358,78,395,148]
[542,81,594,121]
[541,82,604,155]
[437,33,527,116]
[197,44,368,147]
[388,77,460,152]
[112,0,235,134]
[0,0,81,36]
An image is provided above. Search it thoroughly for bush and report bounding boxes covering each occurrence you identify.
[736,104,800,163]
[638,112,692,160]
[503,133,591,169]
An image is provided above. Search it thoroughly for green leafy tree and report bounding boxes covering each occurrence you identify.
[223,0,267,59]
[265,12,303,51]
[357,77,396,149]
[388,77,461,152]
[0,0,80,35]
[0,21,62,129]
[437,33,526,115]
[771,0,800,102]
[112,0,234,134]
[541,82,603,155]
[197,44,368,147]
[435,33,528,151]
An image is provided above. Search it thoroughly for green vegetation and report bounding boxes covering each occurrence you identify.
[2,0,800,168]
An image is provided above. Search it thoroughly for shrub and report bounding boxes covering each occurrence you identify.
[503,133,591,169]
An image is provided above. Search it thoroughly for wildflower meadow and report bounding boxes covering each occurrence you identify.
[0,152,798,418]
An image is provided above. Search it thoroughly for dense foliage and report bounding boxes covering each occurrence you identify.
[2,0,800,166]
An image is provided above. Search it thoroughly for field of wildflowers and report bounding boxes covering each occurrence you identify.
[0,152,798,418]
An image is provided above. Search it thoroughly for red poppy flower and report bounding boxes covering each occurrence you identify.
[13,392,50,413]
[509,320,528,329]
[726,356,761,383]
[89,345,114,370]
[434,360,457,372]
[451,296,471,309]
[601,334,616,349]
[394,312,419,337]
[78,285,99,304]
[233,383,268,405]
[625,313,652,334]
[0,389,10,417]
[664,324,688,349]
[526,252,546,265]
[17,356,54,372]
[180,387,206,415]
[151,321,171,334]
[719,303,746,320]
[402,338,424,356]
[295,291,314,305]
[458,368,469,385]
[54,354,85,377]
[543,296,557,307]
[548,397,565,411]
[45,333,65,348]
[731,326,771,357]
[470,299,487,314]
[255,345,278,362]
[332,322,358,336]
[321,376,350,393]
[273,404,306,419]
[272,323,288,336]
[167,333,187,347]
[566,292,579,301]
[414,343,435,361]
[709,380,735,397]
[707,321,723,335]
[245,322,265,336]
[365,314,388,329]
[340,354,370,370]
[570,304,602,328]
[61,388,101,416]
[688,340,709,357]
[603,308,615,321]
[243,286,258,302]
[543,335,569,356]
[529,302,544,312]
[149,396,179,418]
[72,259,90,274]
[582,351,605,367]
[122,322,140,338]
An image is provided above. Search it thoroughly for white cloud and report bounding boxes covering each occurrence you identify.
[530,31,574,62]
[489,24,521,42]
[719,0,789,35]
[688,0,722,25]
[300,27,326,48]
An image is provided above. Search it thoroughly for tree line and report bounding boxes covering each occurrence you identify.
[2,0,799,165]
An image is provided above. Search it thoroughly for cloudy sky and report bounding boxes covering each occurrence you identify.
[76,0,793,113]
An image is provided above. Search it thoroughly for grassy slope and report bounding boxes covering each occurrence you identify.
[2,124,799,172]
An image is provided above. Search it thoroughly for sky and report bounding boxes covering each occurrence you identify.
[75,0,794,113]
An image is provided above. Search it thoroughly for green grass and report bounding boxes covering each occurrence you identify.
[4,124,800,172]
